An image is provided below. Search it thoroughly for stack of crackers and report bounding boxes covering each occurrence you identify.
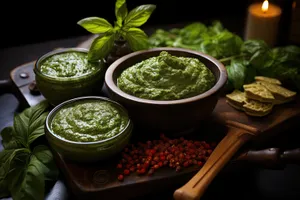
[226,76,297,117]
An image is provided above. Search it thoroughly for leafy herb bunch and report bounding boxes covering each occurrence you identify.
[78,0,156,62]
[0,101,58,200]
[149,22,300,91]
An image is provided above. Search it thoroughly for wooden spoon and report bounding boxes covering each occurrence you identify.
[173,120,256,200]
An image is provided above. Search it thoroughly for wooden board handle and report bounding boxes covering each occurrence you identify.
[173,126,254,200]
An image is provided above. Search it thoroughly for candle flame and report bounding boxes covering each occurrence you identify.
[262,0,269,13]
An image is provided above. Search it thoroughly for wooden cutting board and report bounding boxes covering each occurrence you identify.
[9,37,300,200]
[52,93,300,200]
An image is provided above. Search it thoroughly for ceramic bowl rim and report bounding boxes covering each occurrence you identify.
[45,96,132,145]
[105,47,228,105]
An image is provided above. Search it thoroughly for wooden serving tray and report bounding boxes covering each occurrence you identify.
[6,39,300,199]
[51,94,300,200]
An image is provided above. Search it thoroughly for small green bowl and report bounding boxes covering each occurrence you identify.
[34,48,106,106]
[45,96,133,162]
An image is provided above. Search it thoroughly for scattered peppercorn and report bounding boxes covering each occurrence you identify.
[116,133,215,181]
[118,174,124,181]
[124,169,130,175]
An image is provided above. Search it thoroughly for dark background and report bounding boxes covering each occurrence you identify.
[0,0,294,49]
[0,1,300,200]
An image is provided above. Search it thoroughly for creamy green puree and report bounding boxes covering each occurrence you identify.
[40,51,98,78]
[51,100,129,142]
[117,51,215,100]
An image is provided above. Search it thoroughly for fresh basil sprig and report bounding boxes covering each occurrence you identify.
[149,21,300,91]
[0,101,59,200]
[77,0,156,62]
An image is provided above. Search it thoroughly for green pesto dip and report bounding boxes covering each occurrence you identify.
[51,100,129,142]
[117,51,215,100]
[40,51,98,78]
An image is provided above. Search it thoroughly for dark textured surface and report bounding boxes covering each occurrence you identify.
[0,31,300,200]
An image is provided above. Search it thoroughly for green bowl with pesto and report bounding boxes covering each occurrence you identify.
[34,48,106,106]
[45,96,133,162]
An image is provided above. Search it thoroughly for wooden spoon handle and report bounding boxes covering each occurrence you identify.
[173,126,254,200]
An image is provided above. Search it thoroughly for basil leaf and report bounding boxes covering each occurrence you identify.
[124,28,149,51]
[215,31,243,58]
[12,101,49,147]
[88,33,115,61]
[272,45,300,65]
[208,20,224,34]
[179,23,207,44]
[200,41,220,58]
[77,17,113,34]
[244,65,256,84]
[272,65,298,80]
[27,112,49,145]
[115,0,128,27]
[0,149,17,181]
[8,146,57,200]
[227,59,247,90]
[8,150,44,200]
[250,50,274,70]
[0,179,9,198]
[241,40,269,57]
[32,145,58,181]
[1,127,21,149]
[1,149,28,199]
[124,4,156,27]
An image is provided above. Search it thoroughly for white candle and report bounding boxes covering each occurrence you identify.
[245,0,282,47]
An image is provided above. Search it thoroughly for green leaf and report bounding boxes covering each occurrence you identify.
[0,149,29,199]
[32,145,58,181]
[124,28,149,51]
[244,65,256,84]
[179,23,207,44]
[8,150,44,200]
[241,40,269,56]
[88,33,115,61]
[208,20,224,34]
[115,0,128,27]
[12,101,49,147]
[27,112,49,145]
[215,31,243,58]
[0,149,29,181]
[0,179,9,198]
[272,45,300,65]
[227,59,247,90]
[272,65,298,80]
[200,41,220,58]
[124,4,156,27]
[7,146,57,200]
[0,149,14,198]
[0,149,16,180]
[250,50,274,70]
[77,17,113,34]
[1,127,21,149]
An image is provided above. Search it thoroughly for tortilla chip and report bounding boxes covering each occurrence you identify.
[226,90,246,109]
[256,81,297,104]
[243,83,275,103]
[243,99,273,117]
[226,100,245,111]
[254,76,282,85]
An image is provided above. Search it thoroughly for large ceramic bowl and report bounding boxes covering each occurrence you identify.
[45,96,133,162]
[105,47,227,133]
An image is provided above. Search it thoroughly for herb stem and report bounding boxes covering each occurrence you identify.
[219,54,244,64]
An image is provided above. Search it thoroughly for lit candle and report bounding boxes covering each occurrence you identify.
[245,0,282,47]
